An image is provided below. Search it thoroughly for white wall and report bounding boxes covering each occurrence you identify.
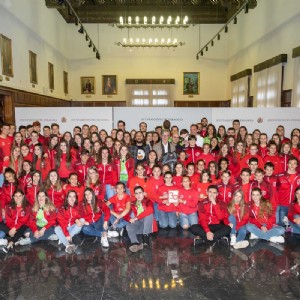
[0,0,69,99]
[226,0,300,98]
[1,0,300,104]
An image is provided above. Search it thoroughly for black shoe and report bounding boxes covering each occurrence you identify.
[194,236,205,246]
[218,237,229,246]
[143,234,150,247]
[2,245,11,254]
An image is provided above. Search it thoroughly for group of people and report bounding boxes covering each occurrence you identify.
[0,117,299,254]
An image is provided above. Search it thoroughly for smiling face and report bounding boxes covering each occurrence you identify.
[37,191,46,208]
[67,191,77,207]
[14,191,24,207]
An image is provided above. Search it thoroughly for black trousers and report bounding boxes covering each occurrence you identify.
[0,222,28,243]
[191,223,231,241]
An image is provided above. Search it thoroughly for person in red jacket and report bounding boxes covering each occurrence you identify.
[1,189,30,253]
[19,190,57,245]
[129,163,147,199]
[54,190,85,253]
[240,143,264,170]
[227,189,249,249]
[173,162,184,188]
[263,141,281,174]
[25,170,43,206]
[96,146,117,200]
[63,173,85,204]
[276,156,300,226]
[32,143,51,181]
[288,186,300,234]
[85,166,105,202]
[44,170,65,208]
[73,149,93,185]
[246,188,285,243]
[217,170,234,204]
[191,185,231,244]
[80,188,111,249]
[126,186,157,252]
[184,135,202,164]
[234,168,252,204]
[177,176,198,229]
[18,160,33,191]
[197,143,214,168]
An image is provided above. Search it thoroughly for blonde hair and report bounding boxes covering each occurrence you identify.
[32,190,56,213]
[228,189,246,219]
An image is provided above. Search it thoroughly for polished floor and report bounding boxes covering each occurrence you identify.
[0,230,299,300]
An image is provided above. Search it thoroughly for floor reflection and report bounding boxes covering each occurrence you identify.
[0,230,299,300]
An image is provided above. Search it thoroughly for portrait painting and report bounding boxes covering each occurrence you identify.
[63,71,68,94]
[102,75,117,95]
[29,51,37,84]
[1,34,13,77]
[48,62,54,90]
[81,76,95,94]
[183,72,199,95]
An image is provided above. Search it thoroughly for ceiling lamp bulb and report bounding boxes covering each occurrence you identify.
[120,16,123,24]
[183,16,188,25]
[167,38,171,44]
[129,38,133,43]
[167,16,172,25]
[123,38,127,44]
[155,38,158,44]
[136,16,139,24]
[144,16,147,24]
[161,38,165,43]
[175,16,180,25]
[136,38,140,43]
[160,16,164,25]
[152,16,156,24]
[173,38,178,44]
[149,38,152,44]
[128,16,132,25]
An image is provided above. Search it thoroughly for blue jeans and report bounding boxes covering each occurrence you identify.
[54,218,85,247]
[109,215,129,229]
[82,215,106,237]
[179,212,198,228]
[158,211,178,229]
[289,214,300,234]
[0,173,4,187]
[228,214,248,242]
[105,184,116,200]
[29,227,56,243]
[276,205,288,226]
[153,202,159,221]
[246,223,285,241]
[0,231,5,239]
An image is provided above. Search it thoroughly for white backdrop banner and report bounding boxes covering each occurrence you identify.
[15,107,300,138]
[212,108,300,138]
[15,107,113,133]
[113,107,212,132]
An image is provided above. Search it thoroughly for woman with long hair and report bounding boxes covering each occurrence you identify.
[19,190,57,245]
[1,189,30,253]
[54,140,74,182]
[25,170,43,206]
[32,143,51,181]
[144,150,158,178]
[80,188,110,248]
[18,160,33,190]
[54,190,85,253]
[4,146,23,178]
[85,166,105,202]
[288,186,300,234]
[44,169,65,208]
[227,189,249,249]
[246,188,285,243]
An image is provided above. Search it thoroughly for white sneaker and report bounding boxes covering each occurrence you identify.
[101,236,109,248]
[107,230,119,238]
[0,239,8,246]
[230,234,236,246]
[48,234,58,241]
[249,233,259,240]
[233,240,249,249]
[269,236,285,244]
[19,237,31,246]
[283,216,289,226]
[65,244,76,253]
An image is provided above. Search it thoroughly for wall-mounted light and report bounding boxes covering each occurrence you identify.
[116,37,185,48]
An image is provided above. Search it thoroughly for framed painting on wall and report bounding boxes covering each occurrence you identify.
[81,76,95,94]
[29,51,37,84]
[102,75,117,95]
[48,62,54,90]
[63,71,68,94]
[183,72,199,95]
[0,34,13,77]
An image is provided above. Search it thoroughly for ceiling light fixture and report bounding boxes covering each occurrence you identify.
[116,37,185,48]
[116,15,189,29]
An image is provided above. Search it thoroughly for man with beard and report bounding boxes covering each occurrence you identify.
[129,131,150,167]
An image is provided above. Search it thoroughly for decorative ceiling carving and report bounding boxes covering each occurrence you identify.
[45,0,257,24]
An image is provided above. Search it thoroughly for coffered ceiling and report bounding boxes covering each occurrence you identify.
[45,0,257,24]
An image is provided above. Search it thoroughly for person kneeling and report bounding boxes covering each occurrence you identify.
[127,186,157,253]
[191,185,231,245]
